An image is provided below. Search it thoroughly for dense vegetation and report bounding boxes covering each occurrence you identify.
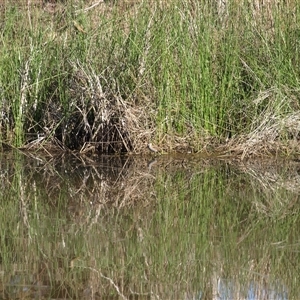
[0,0,300,156]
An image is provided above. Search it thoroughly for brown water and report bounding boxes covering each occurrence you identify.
[0,150,299,299]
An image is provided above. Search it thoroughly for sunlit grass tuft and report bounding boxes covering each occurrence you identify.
[0,1,300,155]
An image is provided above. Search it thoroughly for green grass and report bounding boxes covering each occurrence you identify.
[0,1,300,154]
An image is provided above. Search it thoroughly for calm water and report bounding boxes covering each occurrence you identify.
[0,151,299,299]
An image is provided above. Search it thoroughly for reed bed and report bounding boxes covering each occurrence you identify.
[0,0,300,157]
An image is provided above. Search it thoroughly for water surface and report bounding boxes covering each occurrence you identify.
[0,151,299,299]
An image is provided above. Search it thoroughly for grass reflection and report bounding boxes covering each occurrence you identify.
[0,153,299,299]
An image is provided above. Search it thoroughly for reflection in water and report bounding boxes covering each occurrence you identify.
[213,279,287,300]
[0,151,299,299]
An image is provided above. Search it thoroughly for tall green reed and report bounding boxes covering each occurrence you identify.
[1,1,300,150]
[144,1,300,141]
